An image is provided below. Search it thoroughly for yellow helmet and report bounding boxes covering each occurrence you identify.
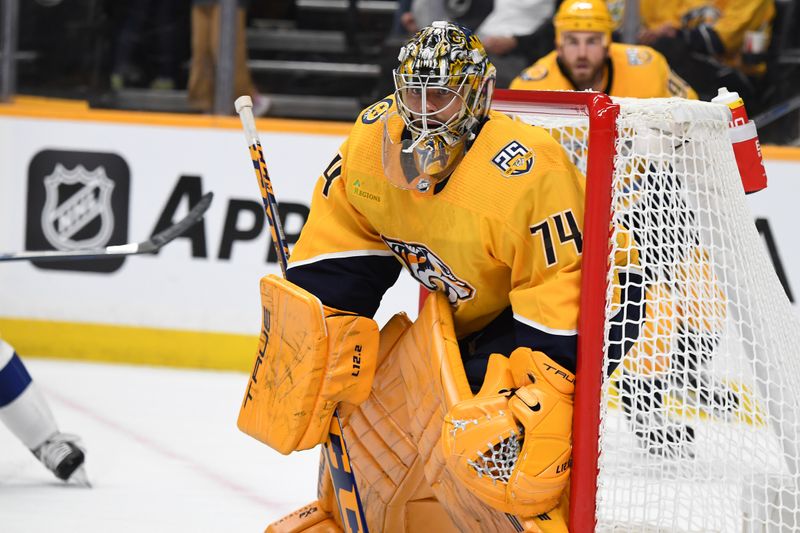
[554,0,614,45]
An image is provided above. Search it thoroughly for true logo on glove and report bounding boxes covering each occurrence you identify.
[544,362,576,384]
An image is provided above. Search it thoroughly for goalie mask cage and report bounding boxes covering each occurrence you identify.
[491,89,800,532]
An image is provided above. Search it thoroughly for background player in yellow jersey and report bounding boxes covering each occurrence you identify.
[259,20,584,533]
[511,0,737,463]
[510,0,697,99]
[638,0,774,102]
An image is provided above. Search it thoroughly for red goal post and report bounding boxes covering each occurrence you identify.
[492,89,618,532]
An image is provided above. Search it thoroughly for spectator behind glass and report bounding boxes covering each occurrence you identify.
[396,0,491,35]
[110,0,181,91]
[478,0,557,88]
[510,0,697,99]
[637,0,775,103]
[188,0,269,115]
[391,0,548,88]
[394,0,448,35]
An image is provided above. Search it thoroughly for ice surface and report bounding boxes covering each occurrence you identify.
[0,359,319,532]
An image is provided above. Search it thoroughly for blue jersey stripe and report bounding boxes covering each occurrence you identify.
[287,254,402,317]
[0,353,32,408]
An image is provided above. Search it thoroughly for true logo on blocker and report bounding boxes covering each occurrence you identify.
[26,150,130,272]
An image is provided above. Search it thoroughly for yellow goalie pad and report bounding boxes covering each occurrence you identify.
[238,275,379,454]
[266,292,569,533]
[265,501,341,533]
[396,293,570,531]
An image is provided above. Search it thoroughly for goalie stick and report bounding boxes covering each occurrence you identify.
[0,192,213,262]
[235,95,369,533]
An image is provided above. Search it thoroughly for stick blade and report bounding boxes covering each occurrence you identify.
[138,192,214,253]
[0,192,214,262]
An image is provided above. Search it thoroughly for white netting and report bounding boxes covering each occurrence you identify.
[499,95,800,532]
[462,423,523,483]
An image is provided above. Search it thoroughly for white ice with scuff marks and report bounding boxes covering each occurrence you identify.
[0,359,318,532]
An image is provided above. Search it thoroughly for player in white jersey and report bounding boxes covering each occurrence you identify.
[0,338,88,484]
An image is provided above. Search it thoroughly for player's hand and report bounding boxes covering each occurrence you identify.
[639,23,678,44]
[481,35,519,56]
[400,12,418,34]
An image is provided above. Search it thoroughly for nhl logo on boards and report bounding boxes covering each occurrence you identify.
[492,140,535,177]
[26,149,130,273]
[42,164,115,252]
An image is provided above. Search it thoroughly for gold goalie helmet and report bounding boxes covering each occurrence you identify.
[384,21,496,192]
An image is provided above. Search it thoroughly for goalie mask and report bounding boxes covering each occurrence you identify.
[385,21,495,192]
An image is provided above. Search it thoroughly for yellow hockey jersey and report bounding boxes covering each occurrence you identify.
[287,96,586,376]
[510,43,698,99]
[640,0,774,75]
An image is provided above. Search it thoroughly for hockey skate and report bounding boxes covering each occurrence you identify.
[32,433,90,486]
[668,355,741,418]
[630,411,696,460]
[663,335,742,419]
[619,370,696,460]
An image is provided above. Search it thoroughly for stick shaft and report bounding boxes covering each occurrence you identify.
[235,97,290,276]
[235,96,369,533]
[249,141,290,275]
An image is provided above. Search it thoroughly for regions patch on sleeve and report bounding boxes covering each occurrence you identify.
[492,140,535,177]
[361,97,393,124]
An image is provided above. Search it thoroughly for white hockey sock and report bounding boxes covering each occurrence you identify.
[0,382,59,450]
[0,340,59,450]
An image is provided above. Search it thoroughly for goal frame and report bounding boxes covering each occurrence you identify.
[492,88,620,532]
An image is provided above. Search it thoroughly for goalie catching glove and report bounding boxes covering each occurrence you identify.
[237,275,379,454]
[442,347,575,517]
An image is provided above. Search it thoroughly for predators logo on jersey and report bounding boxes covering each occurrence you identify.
[382,236,475,305]
[492,141,535,177]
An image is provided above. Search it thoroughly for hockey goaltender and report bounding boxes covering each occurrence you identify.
[239,21,589,533]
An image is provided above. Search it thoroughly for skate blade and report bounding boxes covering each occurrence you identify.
[68,466,92,488]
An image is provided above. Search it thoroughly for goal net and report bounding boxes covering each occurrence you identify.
[492,89,800,532]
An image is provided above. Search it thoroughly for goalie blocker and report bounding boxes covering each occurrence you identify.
[237,275,379,454]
